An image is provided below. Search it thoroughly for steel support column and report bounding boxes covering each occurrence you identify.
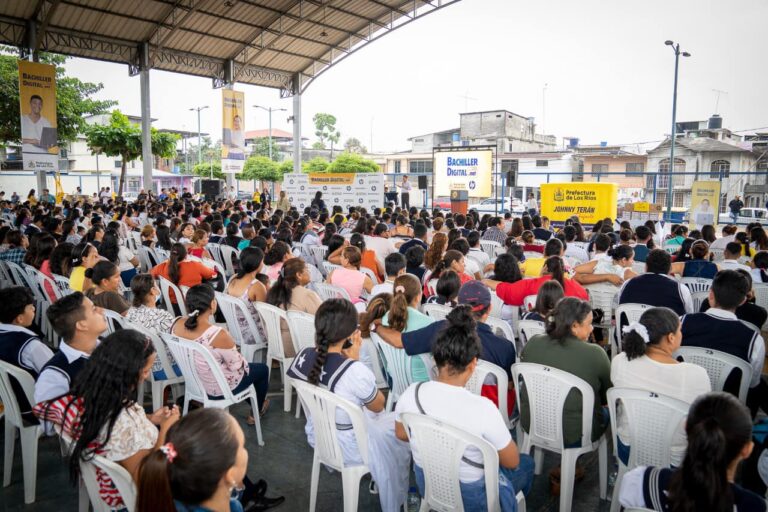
[292,74,302,173]
[139,42,153,195]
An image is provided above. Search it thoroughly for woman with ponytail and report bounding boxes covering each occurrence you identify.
[287,298,410,512]
[669,239,720,278]
[395,305,535,509]
[69,242,100,292]
[424,249,471,298]
[171,284,269,422]
[137,408,284,512]
[263,240,292,282]
[151,243,215,307]
[612,307,711,466]
[751,251,768,284]
[225,247,268,347]
[424,232,448,270]
[619,392,763,512]
[484,255,588,306]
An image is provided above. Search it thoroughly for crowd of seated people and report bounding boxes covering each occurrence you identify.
[3,189,768,511]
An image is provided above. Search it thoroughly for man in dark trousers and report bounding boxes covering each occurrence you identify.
[398,175,412,210]
[729,195,744,223]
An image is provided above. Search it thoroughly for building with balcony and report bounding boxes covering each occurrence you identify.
[573,145,648,200]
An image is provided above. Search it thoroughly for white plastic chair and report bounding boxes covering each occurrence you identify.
[480,240,501,259]
[690,290,709,313]
[79,454,136,512]
[631,261,646,275]
[161,333,264,446]
[52,274,74,296]
[0,361,43,504]
[584,283,619,329]
[493,245,506,258]
[675,346,753,402]
[464,360,512,429]
[523,251,542,261]
[290,379,371,512]
[322,261,341,276]
[399,412,526,512]
[709,248,725,262]
[489,291,504,319]
[159,276,187,316]
[314,282,352,302]
[137,246,158,273]
[522,294,537,312]
[286,310,316,353]
[611,303,652,360]
[205,243,222,266]
[215,292,266,363]
[606,388,690,512]
[485,317,516,346]
[371,332,422,411]
[305,263,324,284]
[421,303,452,321]
[511,362,608,512]
[518,320,545,347]
[754,284,768,329]
[309,245,329,268]
[0,260,14,288]
[680,277,712,294]
[254,302,294,413]
[359,266,378,288]
[218,245,240,277]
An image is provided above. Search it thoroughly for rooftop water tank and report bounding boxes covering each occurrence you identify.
[709,115,723,129]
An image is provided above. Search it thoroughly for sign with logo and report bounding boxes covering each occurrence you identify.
[221,89,245,174]
[18,60,58,171]
[282,173,384,211]
[433,150,492,198]
[540,182,618,225]
[690,180,721,228]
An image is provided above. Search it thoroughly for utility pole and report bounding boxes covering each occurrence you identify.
[254,105,286,197]
[189,105,208,166]
[664,40,691,220]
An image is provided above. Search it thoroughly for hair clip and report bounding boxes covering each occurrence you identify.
[160,442,177,463]
[188,309,200,318]
[394,285,405,293]
[622,321,650,343]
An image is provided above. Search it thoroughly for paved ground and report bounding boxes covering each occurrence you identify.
[1,373,611,511]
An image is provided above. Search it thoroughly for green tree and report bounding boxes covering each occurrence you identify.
[249,137,281,161]
[191,161,224,180]
[312,113,340,156]
[85,110,178,196]
[311,141,325,150]
[0,47,115,144]
[326,153,379,174]
[277,160,294,176]
[343,137,367,154]
[302,157,329,173]
[242,155,282,183]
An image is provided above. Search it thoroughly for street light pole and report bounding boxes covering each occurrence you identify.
[254,105,287,197]
[664,40,691,221]
[189,105,209,166]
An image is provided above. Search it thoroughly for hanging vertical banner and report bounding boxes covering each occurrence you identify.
[690,180,721,228]
[221,89,245,174]
[18,60,58,171]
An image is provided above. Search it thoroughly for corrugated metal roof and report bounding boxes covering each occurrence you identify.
[0,0,462,94]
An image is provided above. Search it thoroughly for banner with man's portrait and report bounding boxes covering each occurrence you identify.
[18,60,58,171]
[222,89,245,174]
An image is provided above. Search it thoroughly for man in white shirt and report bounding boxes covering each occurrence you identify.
[21,94,53,154]
[398,175,412,210]
[720,242,751,272]
[227,186,237,201]
[526,192,538,215]
[371,253,406,298]
[35,293,107,404]
[709,224,738,250]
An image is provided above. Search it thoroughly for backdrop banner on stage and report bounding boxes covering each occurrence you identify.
[18,60,58,171]
[282,173,384,211]
[433,149,492,198]
[221,89,245,174]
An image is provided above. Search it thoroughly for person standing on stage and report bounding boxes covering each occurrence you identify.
[399,175,412,210]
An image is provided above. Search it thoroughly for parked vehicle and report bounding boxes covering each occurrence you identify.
[719,207,768,225]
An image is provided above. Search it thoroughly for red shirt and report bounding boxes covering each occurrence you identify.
[495,275,588,306]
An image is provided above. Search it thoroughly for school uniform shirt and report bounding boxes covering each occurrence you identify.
[398,238,428,255]
[0,324,54,377]
[34,342,93,404]
[370,279,395,299]
[464,256,481,277]
[565,244,590,265]
[618,273,693,315]
[396,381,512,482]
[400,320,516,379]
[532,227,553,241]
[720,259,751,272]
[619,466,767,512]
[468,247,490,268]
[709,234,736,251]
[632,243,650,263]
[700,298,768,330]
[681,308,765,389]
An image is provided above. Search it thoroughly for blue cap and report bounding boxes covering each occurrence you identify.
[458,281,491,311]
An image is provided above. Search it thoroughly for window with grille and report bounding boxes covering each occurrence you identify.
[658,158,685,188]
[393,160,401,174]
[591,164,608,176]
[710,160,730,179]
[409,160,433,174]
[625,162,644,176]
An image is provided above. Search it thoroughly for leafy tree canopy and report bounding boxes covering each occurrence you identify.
[191,161,224,180]
[343,137,367,154]
[302,157,329,173]
[0,46,115,144]
[326,153,379,174]
[249,137,281,161]
[242,155,282,182]
[312,112,340,151]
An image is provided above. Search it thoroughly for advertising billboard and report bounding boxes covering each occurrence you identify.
[540,182,618,225]
[690,180,721,228]
[433,149,492,198]
[282,173,384,211]
[18,60,58,171]
[221,89,245,174]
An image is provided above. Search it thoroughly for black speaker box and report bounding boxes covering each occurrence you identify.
[417,175,427,189]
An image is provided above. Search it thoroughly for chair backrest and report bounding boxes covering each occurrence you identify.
[464,360,510,429]
[493,245,506,258]
[612,303,653,357]
[52,274,74,296]
[523,251,542,260]
[35,270,64,301]
[309,245,329,268]
[287,310,317,352]
[254,301,290,361]
[161,333,236,403]
[291,379,369,471]
[522,294,537,312]
[484,316,516,345]
[489,291,504,319]
[512,362,596,449]
[118,318,179,386]
[215,292,266,350]
[584,283,620,325]
[0,260,14,287]
[680,277,713,294]
[371,332,419,403]
[322,261,341,277]
[753,283,768,311]
[690,290,709,314]
[709,248,725,262]
[91,455,137,512]
[218,245,240,277]
[606,388,690,470]
[137,247,157,273]
[0,360,36,429]
[400,412,500,512]
[518,319,545,346]
[305,263,324,283]
[631,261,646,275]
[313,282,352,302]
[205,243,222,265]
[102,308,127,335]
[359,266,378,286]
[674,346,752,402]
[480,240,501,259]
[159,276,187,316]
[421,303,452,321]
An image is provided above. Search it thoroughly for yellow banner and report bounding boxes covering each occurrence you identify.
[308,173,356,185]
[18,60,58,171]
[221,89,245,173]
[540,182,618,225]
[690,180,721,228]
[633,201,650,213]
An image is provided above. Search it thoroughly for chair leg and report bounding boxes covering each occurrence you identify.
[182,396,190,416]
[532,446,544,475]
[341,470,362,512]
[599,436,608,500]
[610,464,627,512]
[250,396,264,447]
[152,381,164,412]
[309,453,320,512]
[3,421,14,487]
[385,391,393,413]
[559,450,577,512]
[282,362,292,413]
[516,491,527,512]
[20,427,38,504]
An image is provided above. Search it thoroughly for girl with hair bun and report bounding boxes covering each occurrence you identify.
[620,392,762,512]
[612,307,711,466]
[395,305,535,509]
[669,239,720,279]
[287,298,411,512]
[171,284,269,423]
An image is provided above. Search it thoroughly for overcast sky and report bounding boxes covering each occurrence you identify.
[63,0,768,153]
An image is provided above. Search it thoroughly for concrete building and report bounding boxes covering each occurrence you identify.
[574,145,647,200]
